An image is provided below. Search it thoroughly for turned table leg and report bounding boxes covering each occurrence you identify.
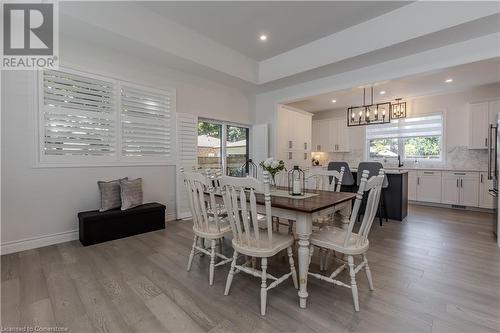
[295,213,312,309]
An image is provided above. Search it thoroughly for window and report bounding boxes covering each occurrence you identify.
[38,68,175,166]
[197,120,249,176]
[366,113,443,161]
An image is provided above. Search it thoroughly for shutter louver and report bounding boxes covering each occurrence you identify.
[121,85,173,159]
[42,70,116,158]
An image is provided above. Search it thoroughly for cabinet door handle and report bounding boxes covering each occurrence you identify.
[288,152,292,160]
[461,179,463,188]
[456,179,459,187]
[417,177,420,185]
[288,141,293,149]
[304,142,307,150]
[485,137,488,147]
[304,153,307,160]
[318,144,321,151]
[481,173,483,183]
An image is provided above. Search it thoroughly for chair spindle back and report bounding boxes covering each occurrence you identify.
[343,169,385,248]
[220,171,273,249]
[183,171,222,233]
[306,167,345,192]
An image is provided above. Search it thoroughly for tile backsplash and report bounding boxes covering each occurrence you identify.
[313,146,488,171]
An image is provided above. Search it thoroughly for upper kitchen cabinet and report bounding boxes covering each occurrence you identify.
[312,118,349,152]
[469,99,500,149]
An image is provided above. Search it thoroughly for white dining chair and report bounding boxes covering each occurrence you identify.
[306,167,345,192]
[220,172,298,316]
[184,171,233,285]
[308,169,385,311]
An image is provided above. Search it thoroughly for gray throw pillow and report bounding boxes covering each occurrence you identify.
[120,178,143,210]
[98,178,127,212]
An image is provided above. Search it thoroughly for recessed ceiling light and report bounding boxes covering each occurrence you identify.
[445,78,453,83]
[259,35,267,41]
[331,99,337,103]
[380,90,386,95]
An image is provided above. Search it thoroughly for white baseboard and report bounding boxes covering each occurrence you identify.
[409,201,495,213]
[166,212,177,222]
[1,229,79,255]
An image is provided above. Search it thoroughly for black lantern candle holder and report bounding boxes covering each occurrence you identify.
[241,159,258,178]
[288,165,305,196]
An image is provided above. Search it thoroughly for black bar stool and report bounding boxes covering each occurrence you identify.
[356,162,389,226]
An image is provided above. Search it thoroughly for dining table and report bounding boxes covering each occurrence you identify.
[210,186,356,309]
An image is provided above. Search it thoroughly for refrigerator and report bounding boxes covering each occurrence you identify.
[488,114,499,246]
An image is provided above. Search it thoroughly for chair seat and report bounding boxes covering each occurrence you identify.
[193,218,232,239]
[232,230,295,257]
[310,227,369,255]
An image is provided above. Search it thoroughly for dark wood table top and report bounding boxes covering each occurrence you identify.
[259,188,356,213]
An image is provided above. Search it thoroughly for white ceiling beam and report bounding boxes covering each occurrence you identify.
[258,1,500,84]
[60,2,259,84]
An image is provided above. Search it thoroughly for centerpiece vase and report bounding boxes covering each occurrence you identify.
[269,174,277,192]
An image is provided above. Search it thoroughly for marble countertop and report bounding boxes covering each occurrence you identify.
[350,168,408,175]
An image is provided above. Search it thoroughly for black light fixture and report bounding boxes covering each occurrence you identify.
[347,87,391,127]
[391,98,407,119]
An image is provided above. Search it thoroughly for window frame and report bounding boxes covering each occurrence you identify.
[35,67,177,168]
[365,112,445,164]
[197,118,250,176]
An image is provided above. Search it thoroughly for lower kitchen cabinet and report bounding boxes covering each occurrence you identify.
[408,171,417,201]
[441,172,479,207]
[416,171,442,203]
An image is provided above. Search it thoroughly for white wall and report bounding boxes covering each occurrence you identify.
[311,83,500,168]
[1,38,252,253]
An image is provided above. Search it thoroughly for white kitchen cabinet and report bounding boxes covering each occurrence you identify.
[277,105,312,170]
[311,118,349,152]
[407,171,417,201]
[479,172,495,209]
[441,173,460,204]
[469,99,500,149]
[441,171,479,207]
[416,171,442,203]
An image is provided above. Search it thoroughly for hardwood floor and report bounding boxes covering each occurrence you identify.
[2,205,499,332]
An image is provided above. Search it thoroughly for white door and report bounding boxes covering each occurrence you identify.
[408,171,417,201]
[459,177,479,207]
[417,172,442,203]
[337,119,350,152]
[469,102,489,149]
[488,100,500,125]
[441,174,460,205]
[479,172,495,209]
[319,121,331,152]
[176,113,198,219]
[251,123,268,179]
[312,120,320,152]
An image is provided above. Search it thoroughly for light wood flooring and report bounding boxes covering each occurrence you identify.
[2,205,499,333]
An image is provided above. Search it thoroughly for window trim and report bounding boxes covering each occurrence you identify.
[197,117,251,176]
[365,111,446,164]
[34,66,177,168]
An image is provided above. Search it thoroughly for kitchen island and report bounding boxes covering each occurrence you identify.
[351,168,408,221]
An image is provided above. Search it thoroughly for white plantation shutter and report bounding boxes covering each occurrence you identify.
[176,113,198,219]
[366,113,443,140]
[120,85,174,160]
[41,70,116,159]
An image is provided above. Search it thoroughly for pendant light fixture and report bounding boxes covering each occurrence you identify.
[347,87,391,127]
[391,98,407,119]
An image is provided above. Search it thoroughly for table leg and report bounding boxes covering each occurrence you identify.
[339,202,352,230]
[295,213,312,309]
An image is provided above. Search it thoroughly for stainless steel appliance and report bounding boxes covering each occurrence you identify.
[488,115,499,245]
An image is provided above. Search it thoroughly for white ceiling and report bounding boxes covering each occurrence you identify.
[139,1,409,61]
[286,59,500,112]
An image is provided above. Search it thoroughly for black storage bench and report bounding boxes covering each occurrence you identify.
[78,203,166,246]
